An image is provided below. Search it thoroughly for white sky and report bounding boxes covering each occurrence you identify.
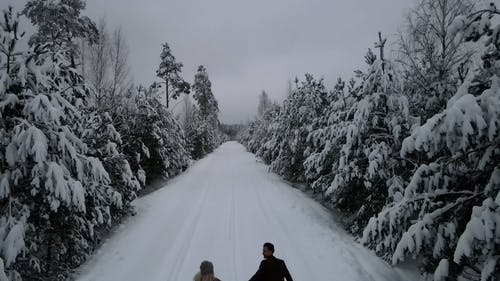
[3,0,414,123]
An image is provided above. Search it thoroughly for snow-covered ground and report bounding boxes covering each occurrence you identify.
[76,141,420,281]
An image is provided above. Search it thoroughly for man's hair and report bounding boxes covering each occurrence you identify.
[200,260,214,275]
[263,242,274,253]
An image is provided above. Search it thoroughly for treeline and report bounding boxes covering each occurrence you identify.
[0,1,223,280]
[239,1,499,280]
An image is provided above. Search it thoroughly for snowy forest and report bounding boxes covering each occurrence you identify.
[0,0,499,280]
[239,1,500,280]
[0,0,225,279]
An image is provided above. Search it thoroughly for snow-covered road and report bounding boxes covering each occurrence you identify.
[76,141,418,281]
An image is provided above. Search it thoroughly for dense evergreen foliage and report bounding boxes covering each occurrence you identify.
[0,2,223,279]
[239,2,500,279]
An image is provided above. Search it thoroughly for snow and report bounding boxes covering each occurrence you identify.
[433,259,449,281]
[75,142,418,281]
[137,168,146,186]
[71,180,86,213]
[2,222,25,267]
[0,173,10,199]
[482,256,499,281]
[0,94,19,111]
[46,162,71,211]
[0,259,7,281]
[6,126,49,167]
[454,198,500,265]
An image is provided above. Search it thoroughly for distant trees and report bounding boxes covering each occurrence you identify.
[188,66,223,159]
[257,90,272,117]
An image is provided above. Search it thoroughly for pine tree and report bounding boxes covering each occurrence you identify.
[81,107,141,219]
[79,18,140,217]
[329,35,411,233]
[238,98,281,164]
[362,4,500,279]
[118,85,189,184]
[269,74,329,182]
[0,7,119,278]
[191,65,221,159]
[23,0,98,67]
[156,43,190,108]
[303,77,353,195]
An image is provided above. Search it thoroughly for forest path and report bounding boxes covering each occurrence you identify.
[76,141,417,281]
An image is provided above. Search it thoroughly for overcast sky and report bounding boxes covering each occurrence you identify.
[5,0,414,123]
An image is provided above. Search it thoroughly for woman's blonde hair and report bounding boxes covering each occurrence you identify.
[193,261,218,281]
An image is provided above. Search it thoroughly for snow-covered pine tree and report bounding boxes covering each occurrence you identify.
[329,34,411,233]
[191,65,221,159]
[238,98,281,165]
[0,6,121,279]
[156,42,190,108]
[303,77,354,195]
[238,122,257,153]
[118,85,189,185]
[23,0,138,274]
[239,88,277,161]
[23,0,98,68]
[0,9,31,279]
[78,18,141,219]
[362,3,500,279]
[152,97,190,179]
[81,107,141,220]
[269,74,330,182]
[112,87,150,187]
[182,95,197,157]
[253,103,281,164]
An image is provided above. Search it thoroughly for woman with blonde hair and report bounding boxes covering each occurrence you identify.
[194,260,221,281]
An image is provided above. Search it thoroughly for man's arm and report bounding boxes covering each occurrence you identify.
[249,261,264,281]
[282,260,293,281]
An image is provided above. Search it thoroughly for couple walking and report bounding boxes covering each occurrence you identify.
[194,242,293,281]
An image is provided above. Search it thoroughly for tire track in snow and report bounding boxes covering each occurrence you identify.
[251,175,320,281]
[77,158,215,281]
[153,155,216,281]
[162,181,210,281]
[262,172,385,281]
[75,142,419,281]
[229,182,240,281]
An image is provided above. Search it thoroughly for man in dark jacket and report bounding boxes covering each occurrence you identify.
[249,242,293,281]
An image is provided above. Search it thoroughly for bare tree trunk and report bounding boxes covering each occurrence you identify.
[109,27,131,113]
[165,80,169,108]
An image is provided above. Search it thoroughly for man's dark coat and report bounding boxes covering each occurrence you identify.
[249,256,293,281]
